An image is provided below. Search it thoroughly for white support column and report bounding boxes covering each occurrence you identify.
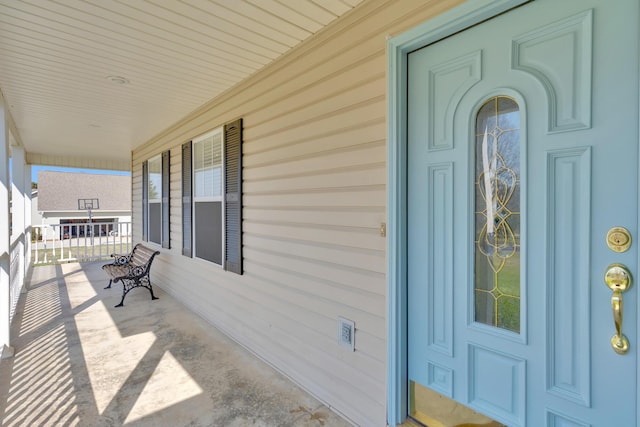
[0,91,12,357]
[11,145,26,300]
[24,164,32,268]
[11,145,25,240]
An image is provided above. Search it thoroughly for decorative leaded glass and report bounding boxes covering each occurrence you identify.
[474,96,521,333]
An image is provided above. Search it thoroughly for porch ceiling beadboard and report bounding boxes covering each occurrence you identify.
[131,1,464,426]
[0,0,363,170]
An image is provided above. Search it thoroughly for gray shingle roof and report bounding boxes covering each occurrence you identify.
[38,171,131,211]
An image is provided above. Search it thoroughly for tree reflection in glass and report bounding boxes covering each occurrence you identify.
[474,96,521,333]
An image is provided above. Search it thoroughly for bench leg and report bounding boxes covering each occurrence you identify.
[140,275,159,301]
[114,277,159,307]
[148,285,159,301]
[115,278,132,307]
[104,279,113,289]
[115,295,126,308]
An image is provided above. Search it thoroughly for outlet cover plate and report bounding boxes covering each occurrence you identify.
[338,317,355,351]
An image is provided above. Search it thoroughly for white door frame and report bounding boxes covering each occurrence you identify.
[386,1,552,424]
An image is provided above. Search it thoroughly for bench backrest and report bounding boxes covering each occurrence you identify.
[130,244,160,272]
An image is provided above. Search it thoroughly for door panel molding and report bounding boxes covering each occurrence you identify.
[546,147,592,407]
[425,162,454,356]
[546,409,591,427]
[426,361,453,397]
[511,9,593,133]
[387,1,531,424]
[427,50,482,151]
[468,342,526,426]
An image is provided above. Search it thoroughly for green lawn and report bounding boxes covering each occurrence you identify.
[496,252,520,332]
[476,251,521,332]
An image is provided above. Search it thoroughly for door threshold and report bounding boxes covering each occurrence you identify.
[398,417,503,427]
[398,417,423,427]
[409,381,504,427]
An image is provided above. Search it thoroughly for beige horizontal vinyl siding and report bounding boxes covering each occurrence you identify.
[131,1,463,425]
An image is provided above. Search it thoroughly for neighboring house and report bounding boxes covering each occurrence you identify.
[36,171,131,238]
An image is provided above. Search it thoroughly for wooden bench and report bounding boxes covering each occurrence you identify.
[102,243,160,307]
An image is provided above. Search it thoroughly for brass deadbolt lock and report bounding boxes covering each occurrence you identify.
[606,227,632,253]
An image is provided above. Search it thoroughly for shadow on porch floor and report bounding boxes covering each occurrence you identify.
[0,262,352,427]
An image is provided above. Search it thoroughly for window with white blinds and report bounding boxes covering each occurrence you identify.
[143,152,170,247]
[193,128,224,264]
[148,155,162,202]
[194,131,223,200]
[183,119,242,274]
[147,154,162,245]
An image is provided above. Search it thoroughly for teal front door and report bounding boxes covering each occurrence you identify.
[407,0,638,425]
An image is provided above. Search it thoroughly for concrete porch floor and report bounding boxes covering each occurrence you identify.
[0,262,353,427]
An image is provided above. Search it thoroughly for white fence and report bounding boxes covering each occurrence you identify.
[32,222,132,265]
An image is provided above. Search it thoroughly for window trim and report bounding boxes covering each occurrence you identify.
[192,127,225,265]
[143,151,170,247]
[182,119,243,275]
[147,154,162,245]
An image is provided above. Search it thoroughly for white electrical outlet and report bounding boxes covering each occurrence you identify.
[338,317,355,351]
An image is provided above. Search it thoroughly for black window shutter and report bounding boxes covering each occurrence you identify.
[182,141,193,257]
[142,160,148,242]
[224,118,243,274]
[161,150,170,249]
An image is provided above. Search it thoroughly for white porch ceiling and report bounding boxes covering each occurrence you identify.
[0,0,363,170]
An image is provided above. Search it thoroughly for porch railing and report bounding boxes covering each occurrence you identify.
[32,222,132,265]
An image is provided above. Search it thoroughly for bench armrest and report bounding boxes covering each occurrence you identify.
[110,253,132,266]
